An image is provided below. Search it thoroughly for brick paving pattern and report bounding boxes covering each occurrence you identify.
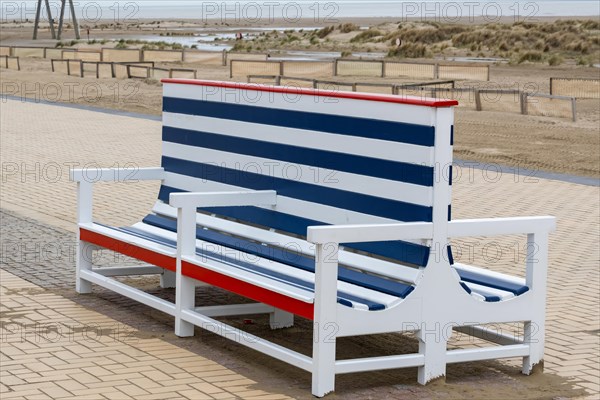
[0,269,292,400]
[1,99,598,398]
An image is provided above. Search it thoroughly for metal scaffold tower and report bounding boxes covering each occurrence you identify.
[33,0,80,40]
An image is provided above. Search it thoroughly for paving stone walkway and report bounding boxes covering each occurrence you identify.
[1,98,598,398]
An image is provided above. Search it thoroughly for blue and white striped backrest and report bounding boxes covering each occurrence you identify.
[159,80,456,268]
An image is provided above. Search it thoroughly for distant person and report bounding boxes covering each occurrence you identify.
[87,28,90,41]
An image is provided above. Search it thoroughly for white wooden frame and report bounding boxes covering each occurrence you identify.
[72,90,556,397]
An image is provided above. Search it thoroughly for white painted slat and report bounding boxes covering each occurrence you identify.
[169,189,277,208]
[71,167,165,182]
[335,354,424,374]
[446,344,530,364]
[180,309,313,372]
[163,84,436,127]
[448,217,556,237]
[163,142,433,206]
[307,222,433,244]
[79,269,176,316]
[453,263,526,287]
[79,222,176,257]
[461,281,515,301]
[163,112,434,166]
[151,202,422,284]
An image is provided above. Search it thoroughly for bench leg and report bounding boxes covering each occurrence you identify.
[311,243,339,397]
[160,270,176,288]
[312,322,336,397]
[522,321,544,375]
[76,241,92,294]
[269,309,294,329]
[175,275,195,337]
[417,326,447,385]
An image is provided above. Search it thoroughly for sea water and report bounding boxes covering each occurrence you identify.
[3,1,599,23]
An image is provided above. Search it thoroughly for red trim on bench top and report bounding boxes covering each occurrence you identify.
[80,228,176,272]
[79,228,315,320]
[182,261,315,320]
[161,79,459,108]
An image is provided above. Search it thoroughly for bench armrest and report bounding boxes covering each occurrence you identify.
[74,167,165,224]
[169,190,277,209]
[307,222,433,244]
[170,190,277,259]
[448,216,556,237]
[70,167,165,182]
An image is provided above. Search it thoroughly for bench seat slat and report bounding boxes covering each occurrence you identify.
[158,186,431,267]
[123,222,408,307]
[139,214,416,300]
[119,225,388,311]
[453,264,529,296]
[458,281,515,302]
[83,221,406,311]
[151,202,422,284]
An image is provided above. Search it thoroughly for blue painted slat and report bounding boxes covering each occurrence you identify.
[162,157,433,223]
[158,185,431,267]
[457,269,529,296]
[163,97,435,147]
[162,127,434,187]
[141,214,415,300]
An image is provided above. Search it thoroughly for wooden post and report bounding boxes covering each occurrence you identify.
[275,75,281,86]
[571,97,577,122]
[381,60,386,78]
[549,78,554,95]
[334,59,339,76]
[475,89,482,111]
[352,83,357,92]
[222,49,227,66]
[520,92,528,115]
[279,61,284,76]
[434,63,439,79]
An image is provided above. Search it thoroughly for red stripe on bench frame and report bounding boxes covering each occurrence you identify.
[182,260,315,320]
[161,79,459,108]
[80,228,176,271]
[79,228,315,320]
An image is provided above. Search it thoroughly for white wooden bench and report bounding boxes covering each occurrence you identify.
[72,79,556,397]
